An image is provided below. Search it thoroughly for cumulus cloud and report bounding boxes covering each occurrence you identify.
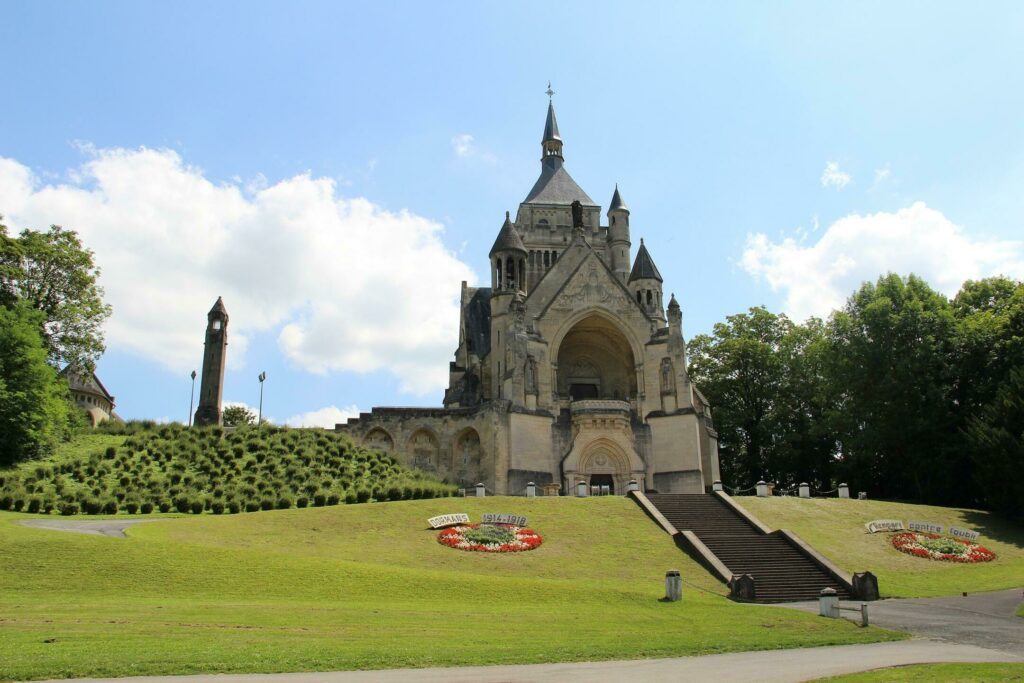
[451,134,475,158]
[820,161,852,190]
[285,404,361,429]
[0,147,475,395]
[741,202,1024,321]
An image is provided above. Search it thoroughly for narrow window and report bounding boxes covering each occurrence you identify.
[646,290,653,305]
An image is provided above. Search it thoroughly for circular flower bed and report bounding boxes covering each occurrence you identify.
[437,523,543,553]
[892,531,996,563]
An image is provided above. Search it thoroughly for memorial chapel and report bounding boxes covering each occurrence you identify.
[337,94,720,495]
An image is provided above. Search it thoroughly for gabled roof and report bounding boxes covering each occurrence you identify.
[60,364,115,403]
[629,239,663,283]
[489,211,527,255]
[608,184,628,212]
[523,158,596,206]
[543,100,561,142]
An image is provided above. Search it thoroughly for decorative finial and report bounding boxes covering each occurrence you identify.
[505,210,510,220]
[546,81,555,99]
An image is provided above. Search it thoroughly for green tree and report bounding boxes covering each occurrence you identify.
[0,303,73,465]
[0,222,111,370]
[222,405,256,427]
[826,274,959,503]
[964,366,1024,521]
[688,307,792,486]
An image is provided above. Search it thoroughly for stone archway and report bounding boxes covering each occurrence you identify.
[554,314,637,402]
[406,429,442,475]
[363,428,394,452]
[452,427,483,487]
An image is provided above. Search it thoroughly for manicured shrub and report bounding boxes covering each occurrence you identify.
[158,500,172,513]
[259,498,274,511]
[125,501,139,514]
[296,496,308,508]
[174,496,190,513]
[140,502,154,514]
[355,489,370,503]
[344,491,357,504]
[276,497,291,510]
[102,500,118,515]
[312,492,327,507]
[189,500,204,514]
[327,493,340,506]
[59,501,79,515]
[211,501,225,514]
[245,500,260,513]
[26,497,42,513]
[386,486,402,501]
[0,495,11,510]
[228,500,241,514]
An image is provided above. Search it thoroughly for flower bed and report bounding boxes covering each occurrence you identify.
[437,523,543,553]
[891,531,996,563]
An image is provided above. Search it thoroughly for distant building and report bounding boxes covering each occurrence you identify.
[194,296,229,427]
[337,93,721,495]
[61,365,120,427]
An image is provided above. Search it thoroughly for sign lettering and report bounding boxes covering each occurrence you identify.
[949,526,980,542]
[481,513,528,527]
[427,513,470,529]
[908,520,944,534]
[865,519,904,533]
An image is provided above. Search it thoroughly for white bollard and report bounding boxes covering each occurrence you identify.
[665,570,682,602]
[819,588,839,618]
[799,482,810,498]
[712,480,723,492]
[838,483,850,499]
[576,480,588,497]
[526,481,536,498]
[476,483,486,498]
[756,480,769,497]
[858,491,868,500]
[627,479,640,493]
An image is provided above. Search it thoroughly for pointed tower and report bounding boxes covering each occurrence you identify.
[629,239,665,320]
[607,184,631,283]
[489,211,528,294]
[193,297,229,427]
[542,82,563,161]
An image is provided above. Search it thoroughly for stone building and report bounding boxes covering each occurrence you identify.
[338,96,720,495]
[194,296,229,427]
[61,365,120,427]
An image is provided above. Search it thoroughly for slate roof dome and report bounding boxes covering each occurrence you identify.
[628,239,663,282]
[489,211,527,256]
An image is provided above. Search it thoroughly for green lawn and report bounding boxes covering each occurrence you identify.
[0,497,902,680]
[739,497,1024,598]
[817,663,1024,681]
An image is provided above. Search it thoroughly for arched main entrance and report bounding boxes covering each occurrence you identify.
[555,314,637,402]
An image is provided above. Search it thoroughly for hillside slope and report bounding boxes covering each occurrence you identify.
[0,497,900,680]
[740,496,1024,598]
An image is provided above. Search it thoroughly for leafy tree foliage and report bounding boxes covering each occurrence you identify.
[965,367,1024,520]
[222,405,257,427]
[0,223,111,370]
[0,303,73,466]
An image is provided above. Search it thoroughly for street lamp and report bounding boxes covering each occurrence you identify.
[257,371,267,431]
[188,370,197,427]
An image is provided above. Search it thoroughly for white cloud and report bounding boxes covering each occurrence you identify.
[451,134,475,158]
[0,147,476,395]
[872,165,892,187]
[286,404,361,429]
[741,202,1024,321]
[820,161,852,190]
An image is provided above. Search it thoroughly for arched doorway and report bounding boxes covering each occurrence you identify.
[363,428,394,452]
[555,314,637,402]
[452,428,483,487]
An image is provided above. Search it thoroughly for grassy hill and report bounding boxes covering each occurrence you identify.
[0,497,901,680]
[739,496,1024,598]
[0,425,456,515]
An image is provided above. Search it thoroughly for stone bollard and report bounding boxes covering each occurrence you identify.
[712,480,723,492]
[729,574,756,602]
[819,587,839,618]
[576,480,588,497]
[627,479,640,493]
[799,482,810,498]
[852,571,879,601]
[476,483,486,498]
[664,570,682,602]
[526,481,536,498]
[838,483,850,499]
[858,491,868,500]
[756,480,769,497]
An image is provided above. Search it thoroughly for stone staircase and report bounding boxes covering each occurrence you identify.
[643,493,856,603]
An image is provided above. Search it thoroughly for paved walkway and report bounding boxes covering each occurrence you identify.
[777,587,1024,656]
[18,518,165,538]
[25,640,1020,683]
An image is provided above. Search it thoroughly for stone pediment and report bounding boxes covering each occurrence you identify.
[536,251,642,321]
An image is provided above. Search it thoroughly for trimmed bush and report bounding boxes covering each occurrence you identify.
[140,501,154,514]
[327,493,340,506]
[344,491,357,504]
[296,496,308,508]
[125,501,139,514]
[102,500,118,515]
[355,489,371,503]
[59,501,80,515]
[276,497,291,510]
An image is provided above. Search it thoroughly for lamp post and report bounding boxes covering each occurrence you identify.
[188,370,197,427]
[257,371,267,431]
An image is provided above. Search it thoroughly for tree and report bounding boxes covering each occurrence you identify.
[222,405,256,427]
[826,274,959,504]
[0,303,73,465]
[965,366,1024,521]
[0,222,111,370]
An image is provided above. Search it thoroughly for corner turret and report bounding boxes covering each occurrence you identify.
[490,211,527,293]
[629,239,665,321]
[607,184,631,283]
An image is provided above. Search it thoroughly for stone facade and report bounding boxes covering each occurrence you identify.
[337,96,720,495]
[61,365,119,427]
[194,297,228,427]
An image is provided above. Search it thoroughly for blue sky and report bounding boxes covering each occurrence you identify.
[2,2,1023,425]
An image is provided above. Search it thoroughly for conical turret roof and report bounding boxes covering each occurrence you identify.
[628,239,663,282]
[208,296,228,316]
[489,212,527,256]
[608,184,628,212]
[543,100,561,142]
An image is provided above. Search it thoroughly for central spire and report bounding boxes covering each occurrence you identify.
[541,83,563,161]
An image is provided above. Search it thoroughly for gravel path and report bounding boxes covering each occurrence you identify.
[18,518,167,538]
[22,640,1021,683]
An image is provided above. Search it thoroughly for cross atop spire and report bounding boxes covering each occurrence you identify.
[545,81,555,99]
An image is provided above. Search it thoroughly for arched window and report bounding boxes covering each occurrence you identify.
[495,258,503,289]
[552,250,558,262]
[544,251,550,267]
[636,290,642,303]
[646,290,653,305]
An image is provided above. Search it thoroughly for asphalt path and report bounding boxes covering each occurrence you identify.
[776,587,1024,656]
[23,640,1021,683]
[18,518,166,538]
